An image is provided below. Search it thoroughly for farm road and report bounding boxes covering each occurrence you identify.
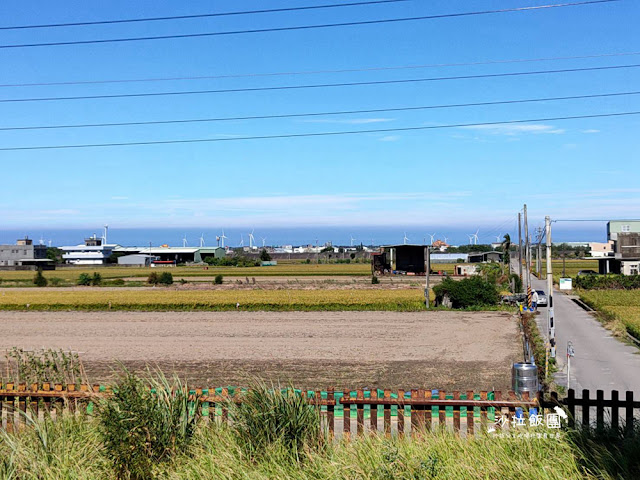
[0,310,519,390]
[530,275,640,392]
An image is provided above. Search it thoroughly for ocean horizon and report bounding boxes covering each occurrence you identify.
[0,224,609,248]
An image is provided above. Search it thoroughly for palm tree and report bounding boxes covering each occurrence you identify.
[501,234,511,265]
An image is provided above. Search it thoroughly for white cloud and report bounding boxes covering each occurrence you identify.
[460,123,565,136]
[111,196,129,200]
[581,129,600,134]
[379,135,400,142]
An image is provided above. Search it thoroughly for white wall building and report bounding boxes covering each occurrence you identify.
[60,235,117,265]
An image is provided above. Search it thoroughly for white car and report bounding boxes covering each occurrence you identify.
[536,290,548,307]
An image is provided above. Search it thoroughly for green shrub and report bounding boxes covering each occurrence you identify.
[109,278,126,286]
[91,272,102,286]
[98,370,200,480]
[77,273,92,286]
[575,274,640,290]
[371,275,379,285]
[158,272,173,285]
[48,277,63,287]
[147,272,159,285]
[214,274,223,285]
[510,273,523,293]
[260,249,272,261]
[433,276,499,308]
[33,268,48,287]
[229,382,321,460]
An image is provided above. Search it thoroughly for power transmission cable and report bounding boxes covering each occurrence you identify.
[2,64,638,104]
[0,0,413,30]
[2,90,638,131]
[0,1,618,50]
[1,110,637,151]
[3,51,639,88]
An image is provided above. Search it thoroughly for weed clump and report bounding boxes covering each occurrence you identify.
[98,370,199,480]
[229,382,321,460]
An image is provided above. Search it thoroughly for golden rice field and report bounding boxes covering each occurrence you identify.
[537,259,599,280]
[0,288,427,311]
[579,290,640,340]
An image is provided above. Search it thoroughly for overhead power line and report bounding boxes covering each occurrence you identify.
[1,110,637,152]
[2,64,638,104]
[2,91,638,131]
[0,0,412,30]
[0,1,618,50]
[3,51,639,88]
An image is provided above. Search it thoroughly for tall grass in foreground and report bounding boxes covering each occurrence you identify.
[228,382,322,461]
[0,370,638,479]
[1,418,602,480]
[97,370,200,480]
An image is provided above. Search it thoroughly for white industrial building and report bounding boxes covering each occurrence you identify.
[60,235,118,265]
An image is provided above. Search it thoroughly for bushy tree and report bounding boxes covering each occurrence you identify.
[33,268,47,287]
[433,277,499,308]
[214,274,223,285]
[147,272,159,285]
[158,272,173,285]
[77,273,92,286]
[259,249,272,261]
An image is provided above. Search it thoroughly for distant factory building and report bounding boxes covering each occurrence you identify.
[60,235,117,265]
[112,246,226,264]
[117,254,158,267]
[599,220,640,275]
[468,251,503,263]
[372,245,429,275]
[0,237,52,269]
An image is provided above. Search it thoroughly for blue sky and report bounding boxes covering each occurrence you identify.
[1,0,638,242]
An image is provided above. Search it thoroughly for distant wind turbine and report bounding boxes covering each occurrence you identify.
[102,224,109,244]
[495,234,502,242]
[472,229,479,245]
[219,229,227,248]
[182,234,188,248]
[428,233,436,245]
[403,232,409,245]
[444,236,449,244]
[199,233,205,248]
[248,230,256,249]
[239,234,244,248]
[261,237,267,247]
[350,235,356,247]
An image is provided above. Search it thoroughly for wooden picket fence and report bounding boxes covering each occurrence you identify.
[1,383,638,437]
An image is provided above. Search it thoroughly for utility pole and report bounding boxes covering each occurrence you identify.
[518,212,523,283]
[524,204,531,309]
[545,216,556,358]
[424,246,431,309]
[537,228,543,278]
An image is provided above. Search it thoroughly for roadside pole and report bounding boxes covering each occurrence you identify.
[518,212,523,282]
[567,341,575,390]
[424,246,431,309]
[545,216,556,358]
[524,204,531,309]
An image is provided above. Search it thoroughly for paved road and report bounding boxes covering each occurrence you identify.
[526,274,640,393]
